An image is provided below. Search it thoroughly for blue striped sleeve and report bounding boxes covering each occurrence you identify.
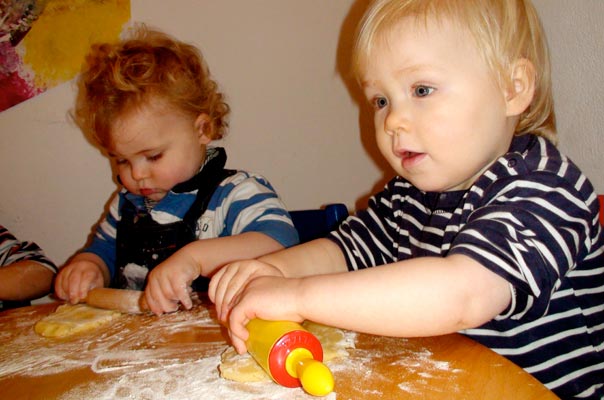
[83,193,121,278]
[207,171,299,247]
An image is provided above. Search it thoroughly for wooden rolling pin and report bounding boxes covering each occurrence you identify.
[84,288,148,314]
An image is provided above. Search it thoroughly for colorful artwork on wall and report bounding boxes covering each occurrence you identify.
[0,0,131,112]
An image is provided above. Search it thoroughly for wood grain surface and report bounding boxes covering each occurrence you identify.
[0,297,559,400]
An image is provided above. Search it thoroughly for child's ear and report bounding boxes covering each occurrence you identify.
[505,58,536,117]
[194,113,212,144]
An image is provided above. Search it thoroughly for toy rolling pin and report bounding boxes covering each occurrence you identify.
[246,319,334,396]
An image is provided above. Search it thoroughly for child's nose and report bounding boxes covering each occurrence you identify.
[130,162,148,181]
[384,104,410,137]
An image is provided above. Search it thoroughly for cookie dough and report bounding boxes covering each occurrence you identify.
[34,304,122,338]
[219,321,351,382]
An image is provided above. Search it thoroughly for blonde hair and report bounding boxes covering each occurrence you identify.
[351,0,557,143]
[73,25,229,148]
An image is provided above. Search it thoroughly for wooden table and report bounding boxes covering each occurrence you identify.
[0,299,559,400]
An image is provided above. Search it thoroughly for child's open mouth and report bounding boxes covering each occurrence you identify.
[401,151,426,169]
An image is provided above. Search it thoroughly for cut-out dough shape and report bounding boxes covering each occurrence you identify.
[34,303,122,338]
[219,321,352,382]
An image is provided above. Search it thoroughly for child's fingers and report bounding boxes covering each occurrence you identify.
[84,270,103,298]
[67,270,85,304]
[145,279,179,315]
[166,278,193,311]
[207,265,227,304]
[143,285,162,315]
[143,291,158,315]
[56,265,79,302]
[211,262,275,322]
[208,267,226,304]
[209,265,239,316]
[152,295,179,315]
[55,263,101,304]
[176,284,193,310]
[230,334,248,355]
[53,269,69,300]
[76,267,104,304]
[144,271,166,315]
[219,280,251,322]
[227,311,251,354]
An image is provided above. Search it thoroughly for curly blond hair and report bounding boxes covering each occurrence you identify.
[73,25,229,148]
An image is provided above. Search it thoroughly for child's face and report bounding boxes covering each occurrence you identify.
[361,17,517,192]
[108,100,210,201]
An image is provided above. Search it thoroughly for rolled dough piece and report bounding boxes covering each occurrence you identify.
[34,304,122,338]
[219,321,352,382]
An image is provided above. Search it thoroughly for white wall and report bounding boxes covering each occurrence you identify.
[533,0,604,181]
[1,0,602,267]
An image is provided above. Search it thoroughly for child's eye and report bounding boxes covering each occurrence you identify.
[371,96,388,110]
[115,159,127,165]
[147,153,163,162]
[414,85,435,97]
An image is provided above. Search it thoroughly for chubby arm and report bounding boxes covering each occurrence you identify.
[260,238,349,277]
[54,252,110,304]
[221,251,511,354]
[210,238,348,320]
[0,261,55,301]
[144,231,284,315]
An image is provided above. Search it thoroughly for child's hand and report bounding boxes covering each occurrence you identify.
[144,252,201,315]
[208,259,284,324]
[219,275,304,354]
[54,258,106,304]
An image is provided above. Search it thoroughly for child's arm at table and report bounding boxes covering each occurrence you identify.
[0,260,54,301]
[144,231,284,315]
[210,238,348,320]
[212,240,511,354]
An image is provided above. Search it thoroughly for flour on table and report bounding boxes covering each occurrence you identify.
[2,303,346,400]
[62,354,340,400]
[4,302,464,399]
[219,321,355,383]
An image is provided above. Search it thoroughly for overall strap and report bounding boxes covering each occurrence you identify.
[182,168,237,226]
[171,147,235,228]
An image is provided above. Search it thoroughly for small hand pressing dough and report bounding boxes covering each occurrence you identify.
[219,321,352,382]
[34,304,122,338]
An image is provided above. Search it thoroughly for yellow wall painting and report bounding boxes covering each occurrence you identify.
[0,0,131,112]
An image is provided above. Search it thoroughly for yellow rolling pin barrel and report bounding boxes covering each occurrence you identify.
[246,319,335,396]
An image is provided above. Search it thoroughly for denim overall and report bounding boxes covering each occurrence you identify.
[114,149,234,292]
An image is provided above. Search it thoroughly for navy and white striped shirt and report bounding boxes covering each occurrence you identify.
[329,134,604,399]
[0,225,57,273]
[0,225,57,309]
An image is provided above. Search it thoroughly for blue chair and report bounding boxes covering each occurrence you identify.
[289,203,349,243]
